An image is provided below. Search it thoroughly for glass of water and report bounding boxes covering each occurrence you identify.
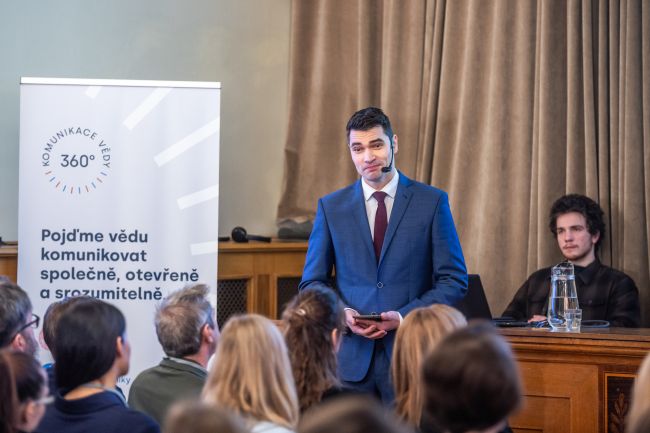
[565,308,582,332]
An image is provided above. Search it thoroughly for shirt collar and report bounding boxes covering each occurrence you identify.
[362,171,400,202]
[166,356,208,374]
[576,258,601,285]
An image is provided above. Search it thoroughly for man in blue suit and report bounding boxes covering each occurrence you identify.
[300,107,468,403]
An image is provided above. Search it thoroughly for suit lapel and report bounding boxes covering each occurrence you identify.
[379,173,413,265]
[351,180,377,262]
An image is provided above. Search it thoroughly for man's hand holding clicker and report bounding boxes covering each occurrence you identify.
[345,309,401,339]
[344,308,387,339]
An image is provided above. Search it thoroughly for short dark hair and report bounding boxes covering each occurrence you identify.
[282,284,345,411]
[155,284,215,358]
[422,322,522,433]
[43,296,94,357]
[346,107,394,142]
[0,283,33,348]
[53,298,126,390]
[549,194,606,251]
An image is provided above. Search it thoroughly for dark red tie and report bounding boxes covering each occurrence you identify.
[373,191,388,261]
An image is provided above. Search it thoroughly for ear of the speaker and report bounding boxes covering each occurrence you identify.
[231,226,249,243]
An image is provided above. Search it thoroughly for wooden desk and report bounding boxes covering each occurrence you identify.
[502,327,650,433]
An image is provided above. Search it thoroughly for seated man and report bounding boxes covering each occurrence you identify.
[503,194,640,327]
[128,284,219,425]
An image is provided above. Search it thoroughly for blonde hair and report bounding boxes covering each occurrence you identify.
[202,314,299,429]
[628,352,650,433]
[391,304,467,426]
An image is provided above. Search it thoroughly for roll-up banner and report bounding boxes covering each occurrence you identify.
[18,78,221,393]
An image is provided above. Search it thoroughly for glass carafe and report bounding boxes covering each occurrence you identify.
[547,261,579,331]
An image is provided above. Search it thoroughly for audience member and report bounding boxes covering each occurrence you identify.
[0,282,39,356]
[0,350,50,433]
[41,296,93,356]
[163,399,249,433]
[282,284,349,412]
[40,296,93,393]
[628,352,650,433]
[203,314,299,433]
[34,298,159,433]
[421,323,522,433]
[129,284,218,425]
[298,396,411,433]
[391,305,467,427]
[503,194,640,327]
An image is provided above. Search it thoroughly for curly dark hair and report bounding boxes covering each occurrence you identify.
[549,194,605,251]
[346,107,394,142]
[282,284,345,412]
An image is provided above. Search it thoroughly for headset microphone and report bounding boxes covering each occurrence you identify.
[381,141,395,173]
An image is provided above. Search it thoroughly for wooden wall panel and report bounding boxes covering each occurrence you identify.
[217,241,307,319]
[513,395,569,433]
[511,362,598,433]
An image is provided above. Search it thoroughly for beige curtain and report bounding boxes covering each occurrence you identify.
[278,0,650,322]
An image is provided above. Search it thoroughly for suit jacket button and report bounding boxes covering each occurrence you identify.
[377,282,384,288]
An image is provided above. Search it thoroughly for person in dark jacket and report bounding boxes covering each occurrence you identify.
[503,194,640,327]
[34,298,159,433]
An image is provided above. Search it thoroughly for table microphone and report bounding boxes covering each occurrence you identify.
[231,226,272,243]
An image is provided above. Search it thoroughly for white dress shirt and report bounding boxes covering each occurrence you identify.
[361,170,400,240]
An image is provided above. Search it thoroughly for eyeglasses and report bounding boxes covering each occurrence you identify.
[11,313,40,341]
[33,395,54,406]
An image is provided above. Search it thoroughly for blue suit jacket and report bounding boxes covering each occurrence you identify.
[300,172,468,381]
